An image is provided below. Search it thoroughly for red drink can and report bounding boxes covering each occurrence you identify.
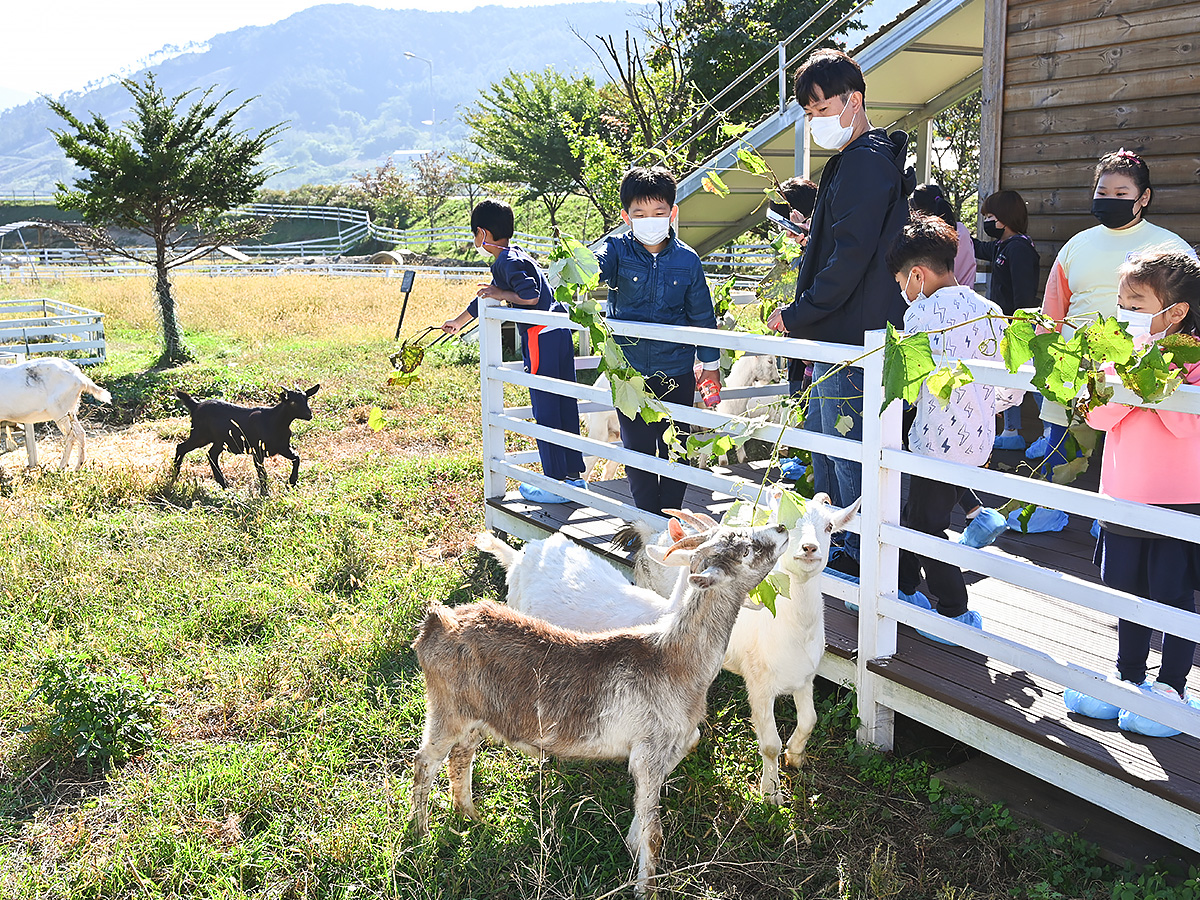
[700,378,721,408]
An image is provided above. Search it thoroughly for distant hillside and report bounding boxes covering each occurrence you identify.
[0,2,646,192]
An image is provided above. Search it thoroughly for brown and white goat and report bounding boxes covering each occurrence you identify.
[410,522,789,896]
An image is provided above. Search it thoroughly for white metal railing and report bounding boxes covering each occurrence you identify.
[477,305,1200,838]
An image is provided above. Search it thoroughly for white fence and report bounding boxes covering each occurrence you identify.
[0,298,105,364]
[475,298,1200,851]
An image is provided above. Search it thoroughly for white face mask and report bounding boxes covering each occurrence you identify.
[474,237,493,258]
[900,269,926,306]
[629,215,672,246]
[1117,302,1178,343]
[809,97,855,150]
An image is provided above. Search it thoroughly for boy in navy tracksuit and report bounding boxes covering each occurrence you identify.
[594,166,720,515]
[443,199,585,503]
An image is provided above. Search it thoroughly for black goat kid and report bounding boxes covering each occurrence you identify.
[172,386,320,491]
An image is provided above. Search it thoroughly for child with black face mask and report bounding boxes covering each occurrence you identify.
[1029,150,1194,474]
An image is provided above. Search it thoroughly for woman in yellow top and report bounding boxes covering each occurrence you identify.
[1030,149,1194,473]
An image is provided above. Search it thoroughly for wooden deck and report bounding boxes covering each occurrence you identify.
[486,447,1200,834]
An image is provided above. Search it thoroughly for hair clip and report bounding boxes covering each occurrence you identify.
[1115,148,1143,163]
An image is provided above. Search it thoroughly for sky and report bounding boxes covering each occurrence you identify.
[2,0,910,110]
[0,0,639,107]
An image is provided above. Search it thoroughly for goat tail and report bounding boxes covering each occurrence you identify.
[613,521,654,555]
[80,374,112,405]
[175,390,199,412]
[474,531,518,569]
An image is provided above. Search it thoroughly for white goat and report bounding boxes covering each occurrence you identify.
[581,373,622,483]
[411,522,789,896]
[0,358,111,469]
[475,530,685,630]
[700,353,783,468]
[518,495,860,805]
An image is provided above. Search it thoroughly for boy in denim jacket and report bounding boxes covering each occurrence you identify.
[594,166,720,515]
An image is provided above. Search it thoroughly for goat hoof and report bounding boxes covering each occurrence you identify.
[784,750,806,769]
[765,790,786,806]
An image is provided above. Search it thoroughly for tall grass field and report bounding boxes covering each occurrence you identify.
[0,274,1191,898]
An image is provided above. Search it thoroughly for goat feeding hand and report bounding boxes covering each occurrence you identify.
[0,357,111,469]
[171,386,319,491]
[411,522,788,896]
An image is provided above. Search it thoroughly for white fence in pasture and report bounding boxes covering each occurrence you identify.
[0,298,105,364]
[475,297,1200,852]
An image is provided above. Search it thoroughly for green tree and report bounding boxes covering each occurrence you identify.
[47,74,284,365]
[463,69,602,229]
[411,151,459,240]
[930,90,982,225]
[352,156,418,227]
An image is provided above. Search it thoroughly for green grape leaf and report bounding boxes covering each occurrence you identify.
[999,312,1039,372]
[686,432,734,460]
[1030,331,1084,406]
[736,148,771,176]
[881,323,935,413]
[547,235,600,293]
[1050,456,1090,485]
[748,578,778,616]
[721,123,751,137]
[368,407,386,431]
[1160,332,1200,365]
[925,361,975,408]
[1120,347,1183,403]
[1081,316,1133,367]
[610,372,649,419]
[777,488,807,530]
[834,415,854,436]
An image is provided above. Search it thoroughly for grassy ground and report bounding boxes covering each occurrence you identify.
[0,275,1189,898]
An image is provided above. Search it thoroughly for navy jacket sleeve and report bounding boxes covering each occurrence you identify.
[973,237,999,263]
[594,239,617,287]
[684,257,719,365]
[780,149,898,332]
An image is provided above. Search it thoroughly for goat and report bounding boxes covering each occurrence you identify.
[411,522,789,896]
[544,495,861,805]
[699,353,783,468]
[475,530,686,630]
[171,386,319,491]
[0,357,111,469]
[581,373,622,483]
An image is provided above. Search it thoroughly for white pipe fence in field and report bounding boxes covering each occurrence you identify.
[475,296,1200,852]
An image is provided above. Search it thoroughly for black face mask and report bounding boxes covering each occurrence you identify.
[983,220,1005,240]
[1092,197,1140,229]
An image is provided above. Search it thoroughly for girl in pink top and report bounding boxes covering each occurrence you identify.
[1065,250,1200,735]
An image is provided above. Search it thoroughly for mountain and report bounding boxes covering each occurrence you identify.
[0,2,646,192]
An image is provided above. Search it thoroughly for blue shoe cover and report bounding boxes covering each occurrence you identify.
[918,608,983,645]
[564,478,589,491]
[959,509,1007,548]
[1025,435,1050,459]
[1064,687,1121,720]
[1007,507,1068,533]
[518,482,569,504]
[779,458,807,481]
[1090,518,1100,539]
[993,433,1025,451]
[898,590,933,609]
[1117,682,1197,737]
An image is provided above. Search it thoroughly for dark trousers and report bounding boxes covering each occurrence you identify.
[617,371,693,515]
[1095,529,1199,696]
[524,326,584,481]
[898,475,970,618]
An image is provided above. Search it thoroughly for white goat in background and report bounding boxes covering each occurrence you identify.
[0,358,111,469]
[581,372,622,483]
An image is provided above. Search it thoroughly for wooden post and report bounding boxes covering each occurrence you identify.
[978,0,1008,208]
[856,328,902,750]
[479,297,506,530]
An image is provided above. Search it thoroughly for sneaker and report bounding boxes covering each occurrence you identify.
[918,608,983,645]
[959,508,1007,549]
[1117,681,1200,737]
[1064,674,1124,720]
[1006,506,1069,534]
[993,433,1026,451]
[1025,435,1050,459]
[518,482,569,504]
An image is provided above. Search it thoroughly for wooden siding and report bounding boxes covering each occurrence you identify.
[998,0,1200,279]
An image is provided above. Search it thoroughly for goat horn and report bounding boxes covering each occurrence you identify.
[661,508,718,532]
[663,533,708,559]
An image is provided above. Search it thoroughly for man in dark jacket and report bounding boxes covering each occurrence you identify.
[767,49,914,577]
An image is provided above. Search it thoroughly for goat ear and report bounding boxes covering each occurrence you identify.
[279,390,288,402]
[667,519,685,541]
[306,384,321,396]
[831,496,863,532]
[688,568,722,590]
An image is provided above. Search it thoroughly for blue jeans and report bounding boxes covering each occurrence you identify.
[802,361,863,558]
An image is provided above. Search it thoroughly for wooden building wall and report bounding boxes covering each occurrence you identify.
[995,0,1200,277]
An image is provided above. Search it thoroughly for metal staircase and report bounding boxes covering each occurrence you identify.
[611,0,986,257]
